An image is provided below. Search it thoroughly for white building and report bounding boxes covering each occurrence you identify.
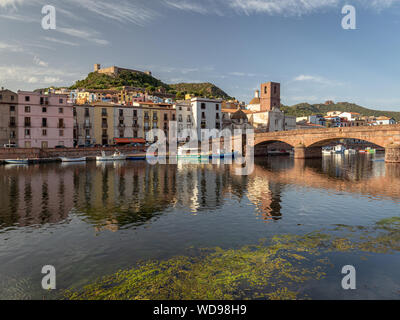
[174,100,194,141]
[375,116,396,125]
[339,112,361,122]
[191,98,222,141]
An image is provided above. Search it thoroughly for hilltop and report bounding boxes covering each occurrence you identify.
[67,70,232,99]
[281,102,400,121]
[169,82,232,100]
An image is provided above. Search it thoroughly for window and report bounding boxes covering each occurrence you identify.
[11,95,14,101]
[172,114,176,121]
[9,116,16,127]
[58,119,64,128]
[10,131,16,138]
[0,94,2,100]
[10,105,15,112]
[264,86,267,94]
[178,115,183,122]
[274,86,277,94]
[201,112,206,119]
[216,113,220,119]
[59,98,63,104]
[25,129,30,136]
[25,96,30,102]
[42,107,47,113]
[59,108,63,114]
[102,108,107,116]
[42,129,47,136]
[24,117,31,127]
[133,110,137,117]
[119,109,123,116]
[84,108,89,117]
[201,103,206,109]
[164,114,168,121]
[25,106,30,113]
[42,118,47,127]
[216,104,219,110]
[59,130,64,137]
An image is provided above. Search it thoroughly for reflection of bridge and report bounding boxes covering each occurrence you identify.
[251,159,400,202]
[253,124,400,162]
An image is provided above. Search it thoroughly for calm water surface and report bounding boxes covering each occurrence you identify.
[0,155,399,299]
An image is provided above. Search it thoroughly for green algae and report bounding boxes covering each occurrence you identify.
[65,217,400,300]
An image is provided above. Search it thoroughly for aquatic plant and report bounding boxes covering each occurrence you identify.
[65,217,400,300]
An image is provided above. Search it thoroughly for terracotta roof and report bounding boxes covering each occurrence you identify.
[248,97,260,105]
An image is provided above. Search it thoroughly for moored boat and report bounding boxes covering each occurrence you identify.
[5,159,29,165]
[60,157,87,162]
[96,150,127,161]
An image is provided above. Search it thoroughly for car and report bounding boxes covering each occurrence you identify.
[3,143,17,148]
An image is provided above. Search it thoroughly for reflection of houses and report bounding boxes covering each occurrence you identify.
[175,163,227,212]
[0,165,75,227]
[246,176,282,222]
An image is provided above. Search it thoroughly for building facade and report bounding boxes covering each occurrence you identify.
[174,100,194,141]
[191,98,222,141]
[0,89,18,146]
[73,104,95,146]
[17,91,74,148]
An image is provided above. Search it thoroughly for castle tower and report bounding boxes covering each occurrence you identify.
[260,82,281,112]
[94,64,101,72]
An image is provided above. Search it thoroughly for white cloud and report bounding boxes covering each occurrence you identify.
[33,56,48,67]
[165,0,400,16]
[0,65,81,86]
[293,74,342,85]
[57,27,109,46]
[0,0,26,8]
[0,41,23,52]
[43,37,79,47]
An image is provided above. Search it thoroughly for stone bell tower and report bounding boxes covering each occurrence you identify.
[260,82,281,112]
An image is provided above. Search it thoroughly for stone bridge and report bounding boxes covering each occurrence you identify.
[253,124,400,163]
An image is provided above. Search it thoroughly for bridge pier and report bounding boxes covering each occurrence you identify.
[385,143,400,163]
[294,144,322,159]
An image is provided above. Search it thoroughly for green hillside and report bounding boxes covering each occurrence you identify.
[281,102,400,121]
[68,71,232,100]
[169,82,233,100]
[70,71,170,91]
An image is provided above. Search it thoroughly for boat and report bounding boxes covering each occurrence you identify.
[96,150,127,161]
[322,148,333,155]
[333,144,346,154]
[344,149,357,155]
[4,159,29,165]
[60,157,87,162]
[267,149,290,156]
[359,147,376,154]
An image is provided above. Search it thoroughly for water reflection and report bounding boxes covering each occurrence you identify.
[0,155,399,231]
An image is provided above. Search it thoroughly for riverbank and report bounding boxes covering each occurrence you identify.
[0,146,145,164]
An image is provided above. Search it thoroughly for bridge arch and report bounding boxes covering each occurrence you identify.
[306,137,385,148]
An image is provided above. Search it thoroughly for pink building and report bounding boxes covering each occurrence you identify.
[17,91,74,148]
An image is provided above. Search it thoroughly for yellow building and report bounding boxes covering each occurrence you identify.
[92,102,115,145]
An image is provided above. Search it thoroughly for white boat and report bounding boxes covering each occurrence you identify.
[344,149,357,155]
[4,159,29,165]
[322,148,333,155]
[96,150,127,161]
[60,157,87,162]
[333,145,346,154]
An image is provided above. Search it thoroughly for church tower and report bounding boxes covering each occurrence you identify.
[260,82,281,112]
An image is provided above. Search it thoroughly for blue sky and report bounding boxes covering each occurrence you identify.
[1,0,400,110]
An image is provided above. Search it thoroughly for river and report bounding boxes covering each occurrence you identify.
[0,154,399,300]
